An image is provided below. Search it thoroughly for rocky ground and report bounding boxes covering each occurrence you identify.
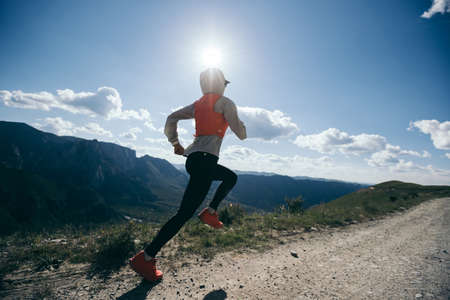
[2,197,449,300]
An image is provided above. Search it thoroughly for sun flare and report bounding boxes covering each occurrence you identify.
[201,47,222,68]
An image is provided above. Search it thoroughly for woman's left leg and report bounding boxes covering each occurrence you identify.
[208,164,238,210]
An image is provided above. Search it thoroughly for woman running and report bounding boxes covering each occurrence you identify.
[129,68,247,281]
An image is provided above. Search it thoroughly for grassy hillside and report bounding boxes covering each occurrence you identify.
[304,180,450,226]
[1,181,449,284]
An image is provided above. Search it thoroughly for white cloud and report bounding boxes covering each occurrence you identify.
[409,120,450,150]
[421,0,450,18]
[178,127,188,135]
[367,149,398,167]
[357,152,449,183]
[0,90,54,110]
[220,145,333,176]
[428,165,450,177]
[446,153,450,159]
[367,144,428,168]
[389,160,450,179]
[165,125,188,136]
[34,117,75,136]
[144,121,157,131]
[385,144,425,157]
[294,128,432,174]
[423,150,432,158]
[145,137,169,146]
[0,87,155,127]
[77,122,113,138]
[366,143,445,179]
[120,127,143,141]
[391,160,423,173]
[293,128,386,155]
[237,106,299,141]
[33,117,113,137]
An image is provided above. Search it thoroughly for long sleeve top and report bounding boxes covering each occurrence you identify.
[164,96,247,157]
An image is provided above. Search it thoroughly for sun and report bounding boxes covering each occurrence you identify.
[201,47,222,68]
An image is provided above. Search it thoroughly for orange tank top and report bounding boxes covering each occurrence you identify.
[194,94,229,138]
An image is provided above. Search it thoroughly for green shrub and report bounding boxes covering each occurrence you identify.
[89,223,136,273]
[284,195,305,215]
[218,204,246,226]
[30,243,69,271]
[200,236,213,248]
[31,283,56,299]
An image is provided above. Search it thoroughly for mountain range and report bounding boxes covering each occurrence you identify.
[0,121,367,234]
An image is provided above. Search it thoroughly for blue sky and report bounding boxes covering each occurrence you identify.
[1,0,449,184]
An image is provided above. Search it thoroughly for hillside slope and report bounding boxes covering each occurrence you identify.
[305,180,450,225]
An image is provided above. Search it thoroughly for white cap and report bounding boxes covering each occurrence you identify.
[200,68,230,96]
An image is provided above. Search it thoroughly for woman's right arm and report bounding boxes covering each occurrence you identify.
[164,104,195,146]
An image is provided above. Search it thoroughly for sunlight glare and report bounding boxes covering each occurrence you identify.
[201,47,222,68]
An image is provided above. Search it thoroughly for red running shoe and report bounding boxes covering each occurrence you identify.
[129,250,163,282]
[198,207,224,229]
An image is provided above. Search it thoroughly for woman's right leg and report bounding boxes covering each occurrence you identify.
[144,155,213,257]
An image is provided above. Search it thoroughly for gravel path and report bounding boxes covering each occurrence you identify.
[4,197,449,299]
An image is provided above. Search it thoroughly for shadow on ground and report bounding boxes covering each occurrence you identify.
[203,289,227,300]
[116,279,161,300]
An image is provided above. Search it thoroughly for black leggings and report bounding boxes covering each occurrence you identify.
[145,152,237,257]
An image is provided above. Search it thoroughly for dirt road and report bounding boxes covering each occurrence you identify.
[5,197,450,299]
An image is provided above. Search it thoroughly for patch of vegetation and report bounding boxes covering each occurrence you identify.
[31,283,57,299]
[177,217,270,259]
[218,204,246,226]
[278,195,305,215]
[87,223,137,278]
[1,232,71,278]
[0,222,159,281]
